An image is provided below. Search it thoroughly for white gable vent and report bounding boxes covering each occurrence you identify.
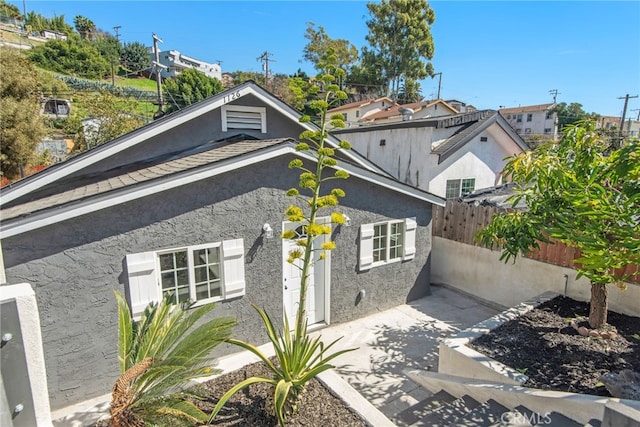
[221,105,267,133]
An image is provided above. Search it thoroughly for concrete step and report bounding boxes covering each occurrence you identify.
[393,390,457,426]
[411,394,482,426]
[511,405,583,426]
[453,399,510,426]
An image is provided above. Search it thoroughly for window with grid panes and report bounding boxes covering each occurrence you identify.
[159,245,222,305]
[445,179,461,199]
[373,221,404,264]
[461,178,475,196]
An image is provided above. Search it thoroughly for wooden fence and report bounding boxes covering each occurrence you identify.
[432,201,640,285]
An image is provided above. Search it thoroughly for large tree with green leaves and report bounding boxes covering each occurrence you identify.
[0,47,48,180]
[364,0,435,99]
[551,102,598,131]
[24,11,73,34]
[73,15,96,39]
[303,22,358,76]
[120,41,150,75]
[163,68,223,113]
[28,34,110,79]
[0,0,21,19]
[477,121,640,329]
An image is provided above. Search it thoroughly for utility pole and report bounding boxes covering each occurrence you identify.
[432,72,443,100]
[630,108,640,121]
[617,94,638,146]
[549,89,560,103]
[113,25,121,41]
[256,51,275,90]
[152,33,165,119]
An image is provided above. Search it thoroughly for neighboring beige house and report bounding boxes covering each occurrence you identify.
[499,103,558,143]
[151,49,222,81]
[360,99,459,125]
[597,116,640,138]
[327,97,398,127]
[333,110,529,199]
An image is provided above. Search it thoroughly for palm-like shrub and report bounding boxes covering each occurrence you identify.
[209,51,356,426]
[111,291,236,427]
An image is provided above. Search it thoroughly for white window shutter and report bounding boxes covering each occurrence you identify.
[222,239,246,298]
[125,251,160,319]
[359,223,374,271]
[403,217,417,261]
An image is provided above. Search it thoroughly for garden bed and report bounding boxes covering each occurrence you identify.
[468,295,640,396]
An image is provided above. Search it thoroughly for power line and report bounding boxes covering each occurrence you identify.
[549,89,560,103]
[256,51,275,90]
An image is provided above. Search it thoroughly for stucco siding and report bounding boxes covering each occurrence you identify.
[2,155,433,409]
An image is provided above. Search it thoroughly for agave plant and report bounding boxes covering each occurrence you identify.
[209,50,356,426]
[111,291,236,427]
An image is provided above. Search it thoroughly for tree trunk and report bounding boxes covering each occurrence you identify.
[588,282,608,329]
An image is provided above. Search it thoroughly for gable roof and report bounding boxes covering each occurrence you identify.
[327,97,397,113]
[431,111,528,163]
[361,99,458,122]
[499,103,555,115]
[0,138,445,238]
[333,110,528,163]
[1,81,388,206]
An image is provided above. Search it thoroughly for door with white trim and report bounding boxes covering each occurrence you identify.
[282,221,328,328]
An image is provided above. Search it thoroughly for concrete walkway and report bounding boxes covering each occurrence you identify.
[309,284,499,422]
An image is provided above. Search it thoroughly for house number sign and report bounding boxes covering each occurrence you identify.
[223,90,242,104]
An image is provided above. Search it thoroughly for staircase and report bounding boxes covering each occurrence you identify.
[392,389,602,427]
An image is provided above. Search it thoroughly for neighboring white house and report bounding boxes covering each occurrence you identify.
[151,49,222,81]
[327,97,398,127]
[360,99,459,125]
[499,103,558,142]
[333,110,529,199]
[41,30,67,40]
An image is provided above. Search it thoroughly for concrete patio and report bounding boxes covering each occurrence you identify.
[52,284,500,426]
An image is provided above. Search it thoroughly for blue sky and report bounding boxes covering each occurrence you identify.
[10,1,640,117]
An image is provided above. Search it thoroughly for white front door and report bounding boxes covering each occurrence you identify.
[282,221,329,329]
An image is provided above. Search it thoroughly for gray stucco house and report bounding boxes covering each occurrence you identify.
[0,82,445,410]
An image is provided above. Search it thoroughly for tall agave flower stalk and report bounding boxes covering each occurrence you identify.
[209,50,356,426]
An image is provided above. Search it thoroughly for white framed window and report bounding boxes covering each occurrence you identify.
[461,178,475,196]
[544,128,552,134]
[445,179,461,200]
[359,218,416,271]
[125,239,245,318]
[446,178,475,200]
[516,114,522,123]
[221,105,267,133]
[526,113,533,122]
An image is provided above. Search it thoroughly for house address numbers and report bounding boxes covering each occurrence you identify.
[223,90,242,104]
